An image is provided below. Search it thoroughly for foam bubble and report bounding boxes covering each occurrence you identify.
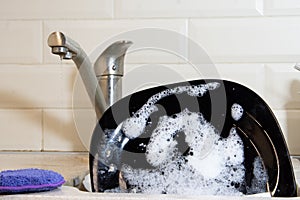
[231,103,243,121]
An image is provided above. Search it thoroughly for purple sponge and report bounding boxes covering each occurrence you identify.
[0,168,65,194]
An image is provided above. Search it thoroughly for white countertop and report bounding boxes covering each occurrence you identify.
[1,153,300,199]
[0,186,276,200]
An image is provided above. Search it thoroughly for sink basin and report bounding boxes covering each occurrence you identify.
[89,79,297,197]
[1,158,300,198]
[0,186,274,199]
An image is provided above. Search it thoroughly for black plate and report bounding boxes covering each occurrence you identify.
[89,79,297,197]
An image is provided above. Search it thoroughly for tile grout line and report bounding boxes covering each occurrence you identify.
[41,109,45,151]
[112,0,115,19]
[41,20,45,65]
[256,0,265,16]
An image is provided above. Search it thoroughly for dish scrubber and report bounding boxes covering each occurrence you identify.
[0,168,65,194]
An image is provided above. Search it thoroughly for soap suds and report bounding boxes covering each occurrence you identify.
[247,157,268,194]
[105,82,268,195]
[122,111,245,195]
[122,106,246,195]
[231,103,243,121]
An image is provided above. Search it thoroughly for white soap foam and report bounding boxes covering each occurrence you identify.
[110,83,268,195]
[122,110,246,195]
[122,105,158,139]
[231,103,244,121]
[122,82,220,139]
[247,157,268,194]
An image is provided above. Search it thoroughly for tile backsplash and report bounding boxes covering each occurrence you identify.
[1,0,300,155]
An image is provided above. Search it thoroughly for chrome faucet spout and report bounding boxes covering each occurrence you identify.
[47,32,80,59]
[47,32,107,118]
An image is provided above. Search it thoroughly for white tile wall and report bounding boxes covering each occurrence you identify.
[43,109,95,151]
[1,1,300,155]
[44,19,187,64]
[274,110,300,154]
[0,65,76,108]
[0,109,42,150]
[264,63,300,110]
[264,0,300,16]
[115,0,263,18]
[189,18,300,63]
[123,64,265,97]
[0,0,113,19]
[0,21,42,64]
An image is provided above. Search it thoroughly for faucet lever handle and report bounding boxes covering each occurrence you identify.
[95,41,133,77]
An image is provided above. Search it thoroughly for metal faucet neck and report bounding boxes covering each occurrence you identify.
[47,31,132,117]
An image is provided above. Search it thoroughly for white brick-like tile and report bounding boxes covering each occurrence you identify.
[0,65,78,108]
[115,0,263,18]
[123,64,265,97]
[44,19,187,64]
[189,18,300,63]
[0,109,42,151]
[264,0,300,16]
[215,64,265,97]
[43,109,96,151]
[0,21,42,64]
[274,110,300,155]
[123,64,196,96]
[0,0,112,19]
[265,64,300,110]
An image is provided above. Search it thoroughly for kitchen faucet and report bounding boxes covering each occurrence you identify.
[47,32,132,118]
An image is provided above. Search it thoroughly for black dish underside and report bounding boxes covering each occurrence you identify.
[89,79,297,197]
